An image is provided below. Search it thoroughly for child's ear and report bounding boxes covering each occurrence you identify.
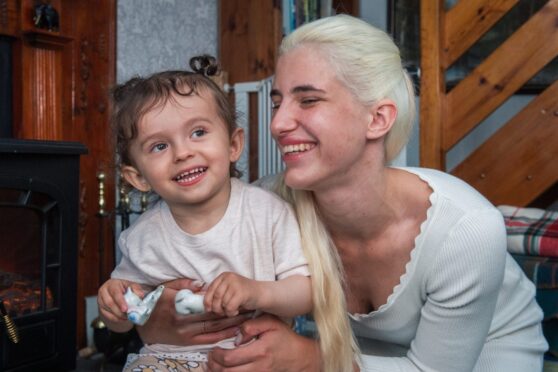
[121,165,151,192]
[366,99,397,140]
[229,127,244,162]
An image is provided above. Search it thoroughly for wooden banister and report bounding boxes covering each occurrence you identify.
[419,0,558,206]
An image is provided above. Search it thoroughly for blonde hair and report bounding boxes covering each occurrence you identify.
[274,14,417,371]
[275,178,359,372]
[280,14,416,163]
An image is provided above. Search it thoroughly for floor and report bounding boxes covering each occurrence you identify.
[72,328,141,372]
[74,354,123,372]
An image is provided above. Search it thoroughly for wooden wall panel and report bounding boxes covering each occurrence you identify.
[220,0,282,84]
[0,0,18,36]
[20,46,62,139]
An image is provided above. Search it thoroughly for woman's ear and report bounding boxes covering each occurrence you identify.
[229,127,245,162]
[366,99,397,140]
[121,165,151,192]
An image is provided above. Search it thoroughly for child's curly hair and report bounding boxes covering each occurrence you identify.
[111,55,241,178]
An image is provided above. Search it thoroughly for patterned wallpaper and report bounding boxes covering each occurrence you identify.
[117,0,217,83]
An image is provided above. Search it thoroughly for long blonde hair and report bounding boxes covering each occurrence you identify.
[276,177,359,372]
[275,14,417,371]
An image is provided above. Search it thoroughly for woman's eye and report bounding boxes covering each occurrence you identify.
[301,97,318,106]
[192,128,207,138]
[271,101,281,110]
[151,143,167,153]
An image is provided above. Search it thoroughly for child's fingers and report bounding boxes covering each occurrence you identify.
[98,294,126,321]
[204,275,224,312]
[106,281,130,313]
[222,287,242,317]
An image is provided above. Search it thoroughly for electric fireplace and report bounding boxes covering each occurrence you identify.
[0,139,86,371]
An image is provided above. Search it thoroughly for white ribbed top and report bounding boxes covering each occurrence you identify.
[354,167,547,372]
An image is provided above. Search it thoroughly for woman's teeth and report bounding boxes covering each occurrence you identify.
[282,143,314,154]
[174,167,207,182]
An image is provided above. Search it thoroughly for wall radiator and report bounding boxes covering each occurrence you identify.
[226,77,284,182]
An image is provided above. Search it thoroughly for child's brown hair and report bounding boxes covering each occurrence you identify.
[111,55,241,178]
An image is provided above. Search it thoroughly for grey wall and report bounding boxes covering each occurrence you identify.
[117,0,218,83]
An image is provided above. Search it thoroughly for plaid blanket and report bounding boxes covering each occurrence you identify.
[512,255,558,290]
[498,205,558,257]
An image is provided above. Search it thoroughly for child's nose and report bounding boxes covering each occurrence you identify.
[173,143,194,162]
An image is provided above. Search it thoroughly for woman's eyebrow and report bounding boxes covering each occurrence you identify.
[291,85,325,94]
[270,85,325,98]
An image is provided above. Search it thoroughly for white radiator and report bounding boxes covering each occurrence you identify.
[226,77,284,182]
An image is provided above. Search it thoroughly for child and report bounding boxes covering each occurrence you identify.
[97,55,312,371]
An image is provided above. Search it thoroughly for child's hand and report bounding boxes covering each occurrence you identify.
[97,278,144,324]
[203,272,262,317]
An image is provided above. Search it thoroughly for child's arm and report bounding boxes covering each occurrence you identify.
[204,272,312,318]
[97,278,144,333]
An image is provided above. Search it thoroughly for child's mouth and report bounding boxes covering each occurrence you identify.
[174,167,207,183]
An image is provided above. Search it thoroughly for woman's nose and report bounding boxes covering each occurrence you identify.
[270,104,297,139]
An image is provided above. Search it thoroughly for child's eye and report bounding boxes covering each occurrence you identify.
[192,128,207,138]
[150,143,167,153]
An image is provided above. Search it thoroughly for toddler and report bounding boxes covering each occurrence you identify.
[97,55,311,371]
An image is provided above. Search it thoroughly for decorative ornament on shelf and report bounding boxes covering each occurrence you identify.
[33,3,59,32]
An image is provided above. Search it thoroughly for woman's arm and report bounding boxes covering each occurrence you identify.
[207,314,322,372]
[136,278,251,346]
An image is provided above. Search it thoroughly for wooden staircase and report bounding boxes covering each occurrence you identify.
[420,0,558,206]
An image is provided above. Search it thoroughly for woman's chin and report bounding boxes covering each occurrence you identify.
[284,169,316,191]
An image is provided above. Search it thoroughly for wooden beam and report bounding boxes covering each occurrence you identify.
[452,80,558,207]
[445,0,558,151]
[443,0,517,68]
[419,0,445,169]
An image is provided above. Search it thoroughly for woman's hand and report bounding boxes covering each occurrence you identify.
[207,314,321,372]
[136,278,251,346]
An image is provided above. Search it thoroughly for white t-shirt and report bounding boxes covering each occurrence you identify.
[112,177,309,354]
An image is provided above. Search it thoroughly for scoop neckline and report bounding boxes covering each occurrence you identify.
[349,167,436,318]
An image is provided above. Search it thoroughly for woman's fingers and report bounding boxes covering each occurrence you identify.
[207,314,317,372]
[164,277,205,292]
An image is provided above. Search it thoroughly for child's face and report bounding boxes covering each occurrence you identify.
[122,91,243,211]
